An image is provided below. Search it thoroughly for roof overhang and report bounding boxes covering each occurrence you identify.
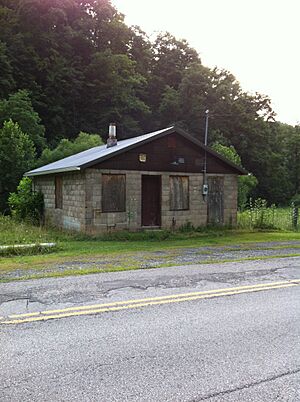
[25,166,81,177]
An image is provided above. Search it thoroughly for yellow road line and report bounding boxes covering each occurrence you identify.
[7,279,300,319]
[1,280,299,325]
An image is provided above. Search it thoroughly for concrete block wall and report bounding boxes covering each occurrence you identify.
[85,169,141,234]
[34,176,61,227]
[34,172,85,232]
[35,169,238,233]
[85,169,208,233]
[161,173,207,229]
[223,174,238,226]
[62,173,86,231]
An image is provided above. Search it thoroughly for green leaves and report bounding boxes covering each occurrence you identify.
[0,90,45,154]
[82,50,150,137]
[36,131,103,166]
[0,120,36,211]
[0,41,15,99]
[0,0,298,209]
[8,177,44,224]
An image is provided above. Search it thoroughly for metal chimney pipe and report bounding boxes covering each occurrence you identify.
[107,123,117,147]
[109,123,116,138]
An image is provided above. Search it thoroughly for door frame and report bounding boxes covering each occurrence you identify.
[141,175,162,227]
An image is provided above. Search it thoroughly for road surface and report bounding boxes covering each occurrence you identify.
[1,257,300,401]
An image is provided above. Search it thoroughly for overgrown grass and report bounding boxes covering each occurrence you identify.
[237,200,296,230]
[1,211,300,252]
[0,215,53,245]
[1,211,300,278]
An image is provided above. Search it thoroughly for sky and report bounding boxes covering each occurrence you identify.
[113,0,299,126]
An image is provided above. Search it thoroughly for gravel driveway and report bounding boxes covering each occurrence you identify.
[2,240,300,282]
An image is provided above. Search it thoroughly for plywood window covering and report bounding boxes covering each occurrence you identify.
[102,174,126,212]
[170,176,189,210]
[55,176,63,209]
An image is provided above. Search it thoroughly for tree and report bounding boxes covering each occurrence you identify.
[211,142,242,166]
[0,90,45,154]
[0,41,15,99]
[0,0,297,206]
[177,63,212,140]
[281,124,300,196]
[146,33,200,127]
[0,0,135,140]
[36,131,103,166]
[127,26,153,76]
[82,51,150,138]
[151,32,200,89]
[0,120,35,212]
[158,86,181,127]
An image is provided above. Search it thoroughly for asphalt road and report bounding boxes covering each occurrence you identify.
[1,257,300,401]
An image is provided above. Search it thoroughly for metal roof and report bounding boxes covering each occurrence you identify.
[26,127,174,176]
[25,125,247,176]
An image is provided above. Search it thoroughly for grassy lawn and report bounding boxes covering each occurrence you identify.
[1,214,300,281]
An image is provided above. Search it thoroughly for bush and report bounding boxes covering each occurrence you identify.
[8,177,44,224]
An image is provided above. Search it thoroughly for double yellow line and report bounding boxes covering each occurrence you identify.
[1,279,299,325]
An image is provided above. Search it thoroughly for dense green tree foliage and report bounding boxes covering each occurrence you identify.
[37,132,103,166]
[0,90,45,153]
[8,177,43,224]
[0,0,299,210]
[0,120,35,211]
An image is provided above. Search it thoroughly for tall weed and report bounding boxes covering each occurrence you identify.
[238,199,295,230]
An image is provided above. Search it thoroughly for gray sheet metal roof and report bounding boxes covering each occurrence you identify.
[26,127,174,176]
[25,125,247,176]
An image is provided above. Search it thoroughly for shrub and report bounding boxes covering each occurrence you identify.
[8,177,44,224]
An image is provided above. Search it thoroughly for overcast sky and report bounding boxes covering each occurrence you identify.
[113,0,299,126]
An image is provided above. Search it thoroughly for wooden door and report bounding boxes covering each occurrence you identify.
[208,177,224,225]
[141,175,161,226]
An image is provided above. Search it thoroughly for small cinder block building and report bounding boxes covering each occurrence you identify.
[26,125,246,233]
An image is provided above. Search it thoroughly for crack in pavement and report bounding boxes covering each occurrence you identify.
[190,367,300,401]
[0,265,294,308]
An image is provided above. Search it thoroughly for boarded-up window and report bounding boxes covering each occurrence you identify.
[102,174,126,212]
[208,176,224,224]
[55,176,63,209]
[170,176,189,210]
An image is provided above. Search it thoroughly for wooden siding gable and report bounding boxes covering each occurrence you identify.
[93,132,243,175]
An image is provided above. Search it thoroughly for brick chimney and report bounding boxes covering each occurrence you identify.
[106,123,117,148]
